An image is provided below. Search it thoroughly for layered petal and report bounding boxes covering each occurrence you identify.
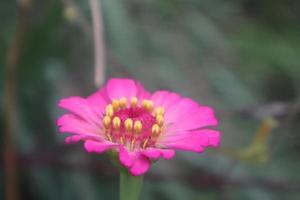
[57,78,221,176]
[136,81,151,100]
[164,98,199,123]
[141,148,175,160]
[58,97,102,125]
[65,134,99,144]
[166,106,218,133]
[129,155,151,176]
[119,146,135,167]
[157,129,221,152]
[87,88,108,113]
[107,78,137,100]
[84,140,118,153]
[119,147,151,176]
[151,91,181,109]
[57,114,104,138]
[89,85,110,102]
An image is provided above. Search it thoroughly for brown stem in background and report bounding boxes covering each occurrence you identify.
[89,0,106,87]
[3,0,31,200]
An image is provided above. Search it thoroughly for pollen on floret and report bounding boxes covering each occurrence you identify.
[151,124,160,136]
[156,115,164,126]
[105,104,114,117]
[130,97,138,108]
[142,99,154,112]
[134,120,142,134]
[124,118,133,132]
[119,97,127,109]
[112,99,120,111]
[102,116,111,128]
[112,116,121,130]
[155,107,165,116]
[102,96,167,149]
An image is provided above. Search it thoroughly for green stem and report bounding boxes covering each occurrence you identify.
[119,171,143,200]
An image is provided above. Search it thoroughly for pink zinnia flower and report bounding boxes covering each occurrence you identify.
[57,78,220,175]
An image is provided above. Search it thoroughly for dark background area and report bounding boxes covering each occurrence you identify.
[1,0,300,199]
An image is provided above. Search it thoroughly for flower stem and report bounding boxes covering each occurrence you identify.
[119,171,143,200]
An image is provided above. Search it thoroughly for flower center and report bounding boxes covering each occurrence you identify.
[102,97,165,150]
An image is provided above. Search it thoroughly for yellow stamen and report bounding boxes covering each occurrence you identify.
[142,139,148,149]
[106,134,113,142]
[130,97,138,108]
[156,115,164,126]
[146,100,154,112]
[151,124,160,136]
[130,139,136,149]
[141,99,148,108]
[134,120,142,134]
[105,104,114,117]
[155,107,165,116]
[142,99,154,112]
[112,116,121,130]
[124,118,133,132]
[119,97,127,109]
[112,99,120,111]
[120,137,124,144]
[102,116,111,128]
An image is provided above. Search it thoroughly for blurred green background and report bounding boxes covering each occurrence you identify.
[1,0,300,199]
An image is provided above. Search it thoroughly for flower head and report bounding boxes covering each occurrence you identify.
[57,78,220,175]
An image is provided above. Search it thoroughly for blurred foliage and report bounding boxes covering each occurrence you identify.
[1,0,300,200]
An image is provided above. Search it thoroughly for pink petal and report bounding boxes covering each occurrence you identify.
[206,130,221,147]
[88,86,110,103]
[65,135,99,144]
[151,91,181,109]
[158,129,221,152]
[150,91,169,106]
[164,98,199,123]
[106,78,137,100]
[84,140,118,153]
[119,146,136,167]
[136,81,151,100]
[167,106,218,132]
[58,97,101,125]
[57,114,103,138]
[65,135,83,143]
[141,148,175,160]
[119,147,151,176]
[86,90,108,114]
[129,155,151,176]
